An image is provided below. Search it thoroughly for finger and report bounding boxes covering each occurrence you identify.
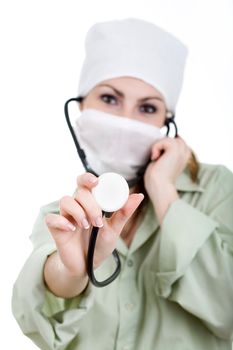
[186,148,192,162]
[150,136,188,161]
[109,193,144,233]
[150,139,171,160]
[176,135,189,148]
[150,138,174,159]
[150,147,162,161]
[45,213,77,232]
[176,137,191,157]
[74,188,103,228]
[76,172,98,190]
[59,196,91,230]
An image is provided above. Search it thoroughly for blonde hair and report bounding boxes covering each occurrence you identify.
[187,151,200,182]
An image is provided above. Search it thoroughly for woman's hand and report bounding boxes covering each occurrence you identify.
[144,136,191,224]
[144,136,191,190]
[45,173,144,279]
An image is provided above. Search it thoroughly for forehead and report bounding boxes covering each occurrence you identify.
[94,76,164,98]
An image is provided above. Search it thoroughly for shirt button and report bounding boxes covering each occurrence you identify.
[123,345,130,350]
[125,302,135,311]
[127,259,134,267]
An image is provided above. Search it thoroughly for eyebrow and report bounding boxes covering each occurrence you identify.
[97,84,163,102]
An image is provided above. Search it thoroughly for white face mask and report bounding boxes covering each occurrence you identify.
[74,108,164,182]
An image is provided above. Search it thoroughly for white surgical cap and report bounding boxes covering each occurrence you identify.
[77,18,188,113]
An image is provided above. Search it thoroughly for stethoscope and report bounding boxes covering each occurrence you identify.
[64,96,178,287]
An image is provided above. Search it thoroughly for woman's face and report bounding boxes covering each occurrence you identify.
[79,76,167,128]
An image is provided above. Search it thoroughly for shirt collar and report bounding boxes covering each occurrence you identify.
[117,169,204,256]
[117,200,158,256]
[175,168,204,193]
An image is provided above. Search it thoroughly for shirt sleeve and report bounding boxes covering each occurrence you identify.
[11,201,95,350]
[153,166,233,340]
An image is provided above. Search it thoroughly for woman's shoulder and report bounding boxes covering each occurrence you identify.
[198,162,233,181]
[197,162,233,193]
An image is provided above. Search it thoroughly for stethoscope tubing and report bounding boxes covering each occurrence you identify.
[64,98,122,287]
[86,213,121,287]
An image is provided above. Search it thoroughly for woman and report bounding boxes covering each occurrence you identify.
[12,18,233,350]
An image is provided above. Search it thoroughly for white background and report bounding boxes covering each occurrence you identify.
[0,0,232,348]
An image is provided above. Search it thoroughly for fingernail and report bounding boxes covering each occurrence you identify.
[67,223,76,231]
[88,175,98,183]
[95,216,103,228]
[82,218,90,229]
[139,193,144,201]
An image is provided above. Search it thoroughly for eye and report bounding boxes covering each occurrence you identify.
[140,104,158,114]
[100,94,118,105]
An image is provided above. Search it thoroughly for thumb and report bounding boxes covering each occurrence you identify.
[109,193,144,234]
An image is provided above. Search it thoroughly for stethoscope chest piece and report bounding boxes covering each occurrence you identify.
[92,172,129,212]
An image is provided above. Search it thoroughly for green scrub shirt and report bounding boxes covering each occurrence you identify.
[12,163,233,350]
